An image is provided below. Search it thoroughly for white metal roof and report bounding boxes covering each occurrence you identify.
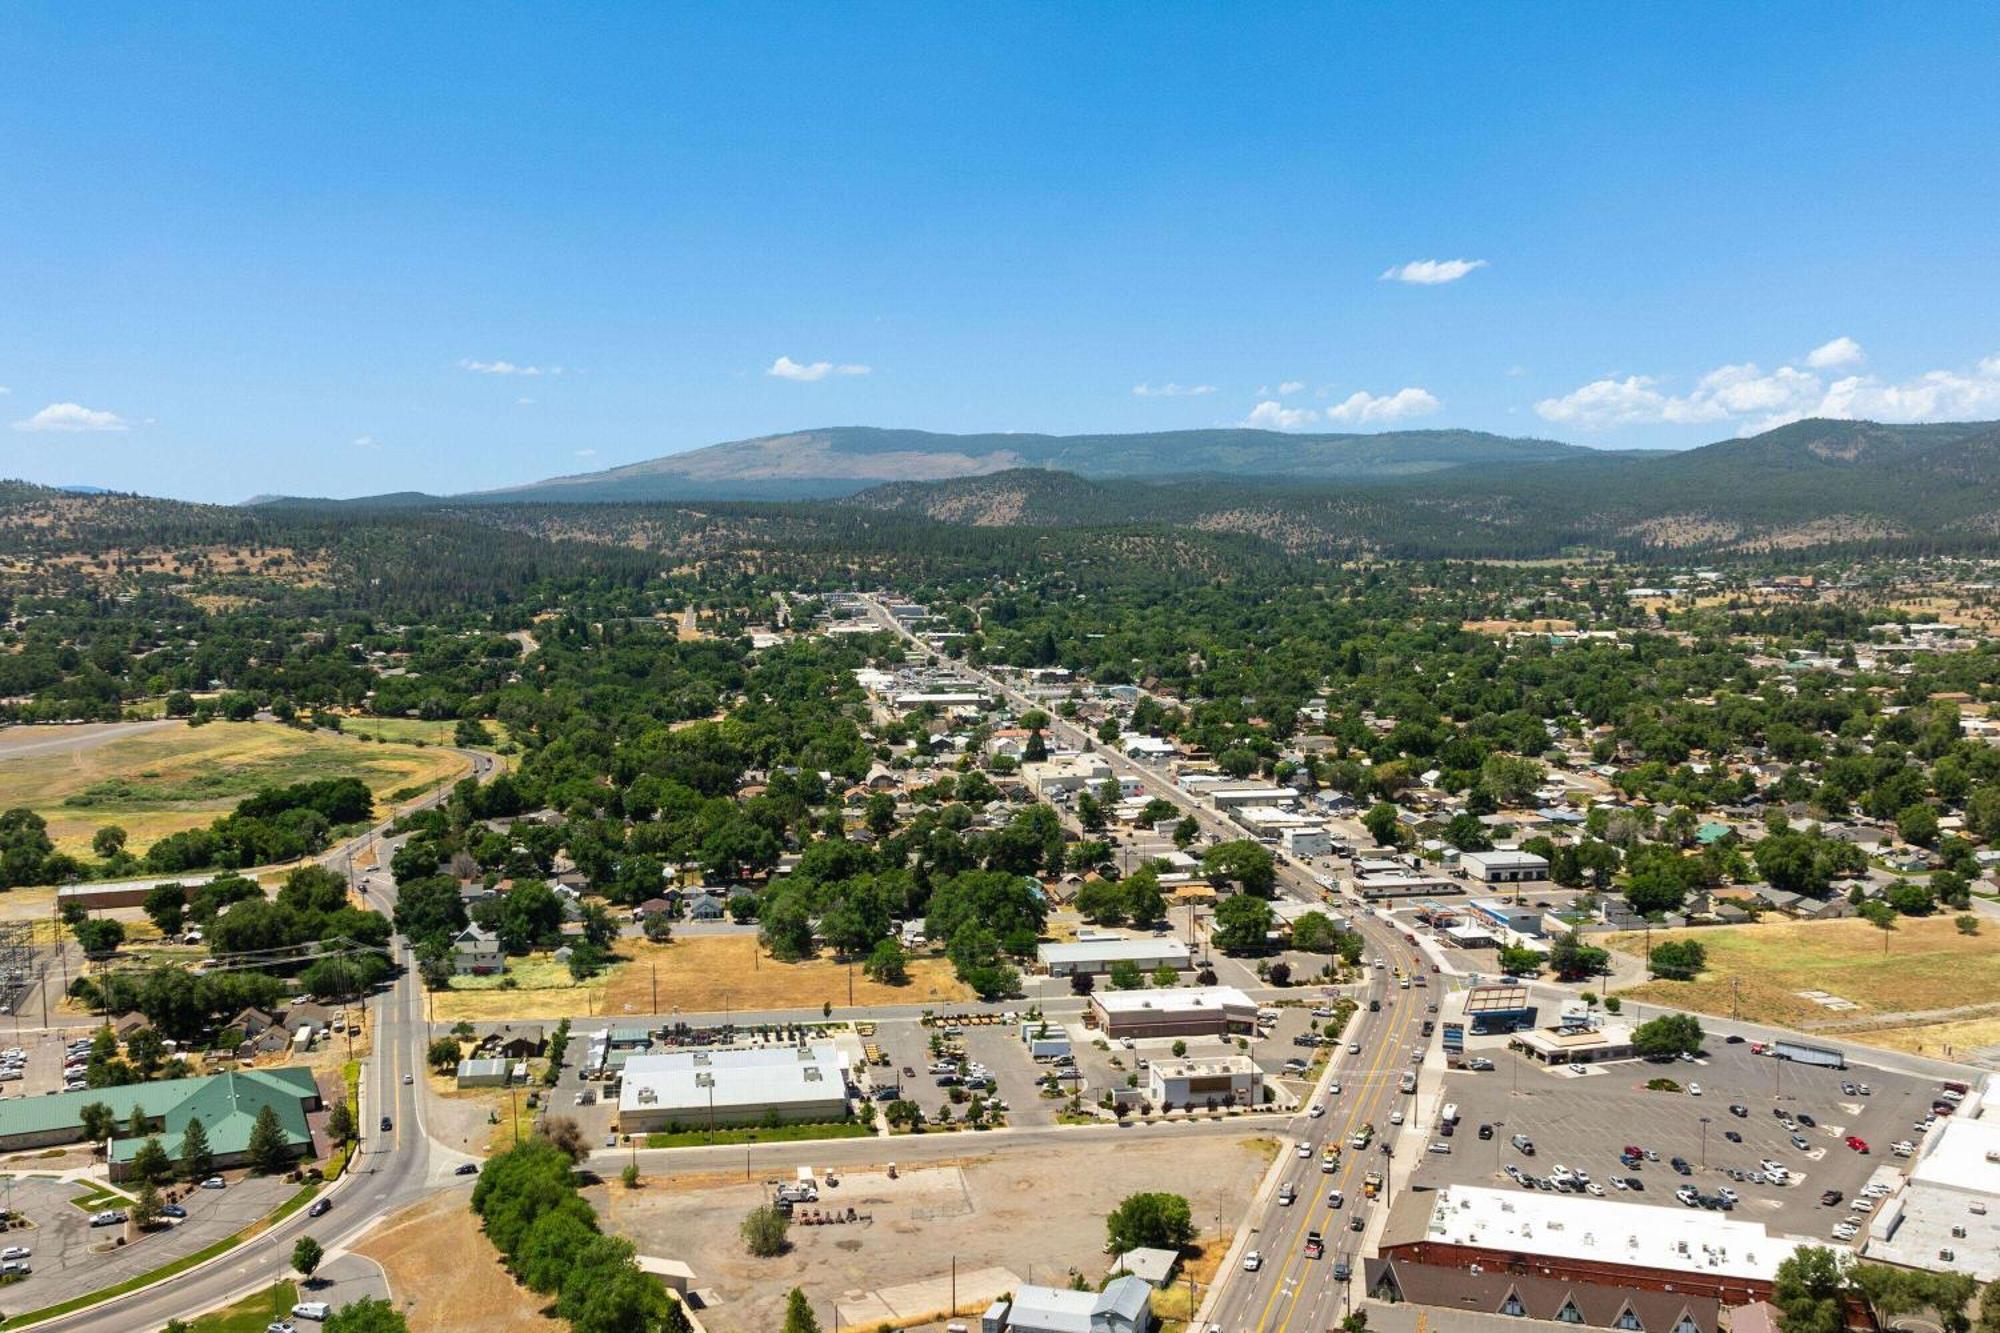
[618,1042,848,1115]
[1416,1186,1806,1282]
[1037,937,1191,965]
[1091,984,1252,1016]
[1910,1116,2000,1197]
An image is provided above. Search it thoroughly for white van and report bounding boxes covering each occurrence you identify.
[1441,1103,1460,1125]
[292,1302,332,1321]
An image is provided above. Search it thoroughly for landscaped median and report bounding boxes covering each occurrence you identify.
[0,1178,329,1328]
[642,1120,873,1149]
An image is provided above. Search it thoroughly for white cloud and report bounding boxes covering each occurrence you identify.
[1381,258,1488,285]
[1133,382,1217,398]
[1325,386,1442,424]
[352,434,379,449]
[1243,400,1318,430]
[1277,380,1306,396]
[11,402,129,433]
[1805,336,1865,370]
[767,356,870,382]
[0,386,10,395]
[1537,348,2000,432]
[459,358,562,377]
[516,396,536,406]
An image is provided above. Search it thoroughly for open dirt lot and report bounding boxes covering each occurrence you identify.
[1609,917,2000,1039]
[595,1134,1273,1333]
[352,1191,562,1333]
[0,720,469,857]
[433,934,971,1023]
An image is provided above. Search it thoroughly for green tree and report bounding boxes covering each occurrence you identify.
[1202,840,1275,896]
[1771,1246,1850,1333]
[1108,959,1144,990]
[325,1099,355,1147]
[178,1116,215,1182]
[1632,1013,1705,1059]
[293,1234,325,1283]
[741,1203,790,1256]
[130,1179,163,1229]
[128,1135,172,1186]
[143,881,186,935]
[1172,815,1199,849]
[248,1102,291,1173]
[1211,893,1274,954]
[1647,939,1707,980]
[864,938,909,985]
[1362,802,1403,848]
[429,1036,463,1072]
[663,1294,695,1333]
[1290,911,1341,953]
[1105,1191,1195,1253]
[782,1287,823,1333]
[1495,945,1543,977]
[1547,930,1608,981]
[78,1100,116,1148]
[92,825,129,859]
[1897,803,1940,848]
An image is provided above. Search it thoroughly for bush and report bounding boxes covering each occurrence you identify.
[741,1203,791,1257]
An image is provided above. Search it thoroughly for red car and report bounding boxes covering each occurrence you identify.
[1846,1136,1869,1153]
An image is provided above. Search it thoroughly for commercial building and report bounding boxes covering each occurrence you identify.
[1024,755,1113,797]
[1514,1021,1638,1065]
[0,1067,321,1180]
[1460,849,1551,884]
[1037,935,1190,978]
[1279,826,1331,857]
[1364,1257,1722,1333]
[980,1276,1150,1333]
[1378,1185,1811,1307]
[1468,897,1547,937]
[1089,985,1258,1039]
[1145,1054,1262,1109]
[617,1042,850,1132]
[1354,871,1461,900]
[1866,1115,2000,1281]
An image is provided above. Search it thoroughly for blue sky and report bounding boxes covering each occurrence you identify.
[3,4,1998,500]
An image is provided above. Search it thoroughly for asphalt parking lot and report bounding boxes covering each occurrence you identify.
[0,1032,93,1102]
[1410,1038,1940,1237]
[0,1172,293,1308]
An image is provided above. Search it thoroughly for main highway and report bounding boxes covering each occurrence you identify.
[858,595,1441,1331]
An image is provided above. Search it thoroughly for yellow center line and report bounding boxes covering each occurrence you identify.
[1246,947,1415,1332]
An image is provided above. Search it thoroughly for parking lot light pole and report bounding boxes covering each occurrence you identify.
[1699,1115,1711,1168]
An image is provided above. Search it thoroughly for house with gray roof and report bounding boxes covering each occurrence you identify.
[982,1275,1151,1333]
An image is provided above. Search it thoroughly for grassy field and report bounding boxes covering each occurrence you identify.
[0,721,469,856]
[1610,916,2000,1033]
[353,1193,562,1333]
[186,1281,299,1333]
[431,933,971,1022]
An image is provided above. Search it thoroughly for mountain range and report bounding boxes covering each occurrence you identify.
[123,416,2000,557]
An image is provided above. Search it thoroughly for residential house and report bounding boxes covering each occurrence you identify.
[452,924,505,976]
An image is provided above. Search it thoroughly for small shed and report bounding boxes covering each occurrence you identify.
[456,1058,510,1089]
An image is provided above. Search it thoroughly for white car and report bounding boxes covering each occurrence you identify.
[0,1246,29,1261]
[1242,1250,1263,1272]
[291,1303,332,1322]
[1849,1198,1874,1213]
[1327,1080,1341,1095]
[403,1073,413,1085]
[1298,1143,1313,1158]
[1586,1182,1605,1196]
[1609,1176,1628,1191]
[1308,1102,1325,1118]
[1688,1082,1702,1096]
[1389,1110,1405,1125]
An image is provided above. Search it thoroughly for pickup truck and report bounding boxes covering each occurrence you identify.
[1303,1231,1324,1259]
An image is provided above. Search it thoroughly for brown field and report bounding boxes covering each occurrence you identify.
[430,933,972,1023]
[1609,916,2000,1037]
[0,720,469,856]
[1461,618,1577,635]
[353,1193,562,1333]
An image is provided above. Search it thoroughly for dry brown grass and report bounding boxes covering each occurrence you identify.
[353,1193,562,1333]
[0,721,468,856]
[430,932,972,1023]
[1610,916,2000,1032]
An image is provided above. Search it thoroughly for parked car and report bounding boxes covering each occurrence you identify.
[160,1203,187,1219]
[0,1246,30,1261]
[455,1161,481,1175]
[1729,1103,1748,1117]
[1820,1189,1844,1206]
[200,1176,226,1189]
[292,1303,332,1322]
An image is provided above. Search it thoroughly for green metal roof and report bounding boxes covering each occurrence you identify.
[0,1066,318,1160]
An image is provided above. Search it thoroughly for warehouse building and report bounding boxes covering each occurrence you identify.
[617,1042,850,1132]
[981,1275,1151,1333]
[1145,1054,1261,1109]
[1037,935,1190,978]
[1089,985,1259,1039]
[1459,849,1551,884]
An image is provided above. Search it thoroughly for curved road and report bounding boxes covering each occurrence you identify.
[42,749,499,1331]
